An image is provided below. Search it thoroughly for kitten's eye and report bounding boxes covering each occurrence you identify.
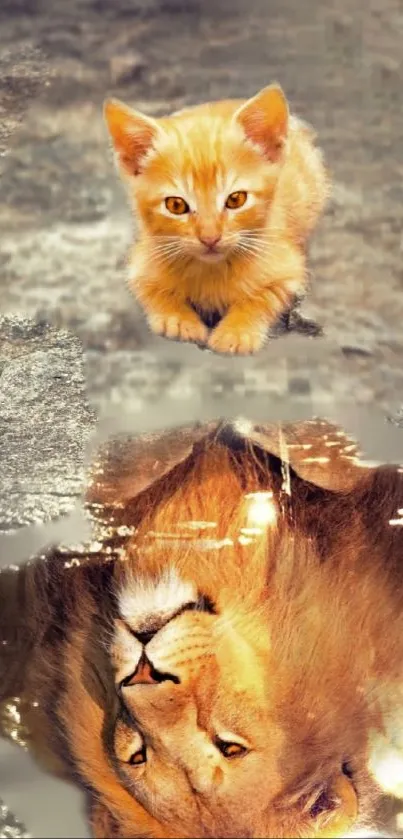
[128,745,147,766]
[165,196,189,215]
[215,738,248,759]
[225,191,247,210]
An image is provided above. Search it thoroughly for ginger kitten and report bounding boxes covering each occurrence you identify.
[105,85,329,355]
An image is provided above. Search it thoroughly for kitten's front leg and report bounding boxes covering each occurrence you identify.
[129,249,209,346]
[208,281,299,356]
[208,307,269,355]
[145,298,209,345]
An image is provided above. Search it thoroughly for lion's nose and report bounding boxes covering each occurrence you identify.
[123,652,180,687]
[133,629,158,646]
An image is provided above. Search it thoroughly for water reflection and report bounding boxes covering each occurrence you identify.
[1,418,403,838]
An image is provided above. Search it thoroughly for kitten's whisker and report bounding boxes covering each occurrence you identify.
[239,236,290,255]
[148,244,178,253]
[241,233,285,244]
[149,243,185,257]
[234,244,265,266]
[154,252,183,265]
[151,242,194,267]
[243,229,287,239]
[153,243,184,251]
[238,243,268,257]
[153,234,185,241]
[151,248,185,265]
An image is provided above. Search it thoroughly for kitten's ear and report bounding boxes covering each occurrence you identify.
[234,84,289,162]
[104,98,160,176]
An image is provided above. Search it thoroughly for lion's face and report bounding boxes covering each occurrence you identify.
[75,564,359,839]
[6,426,403,838]
[49,431,403,839]
[111,570,285,838]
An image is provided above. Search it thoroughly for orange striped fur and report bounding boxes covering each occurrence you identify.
[105,85,329,354]
[12,434,403,838]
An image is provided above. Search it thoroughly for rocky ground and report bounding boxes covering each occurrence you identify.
[1,0,403,836]
[0,317,95,535]
[1,0,403,420]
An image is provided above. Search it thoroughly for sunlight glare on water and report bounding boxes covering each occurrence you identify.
[244,491,277,528]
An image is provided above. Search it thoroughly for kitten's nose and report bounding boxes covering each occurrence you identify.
[199,235,221,250]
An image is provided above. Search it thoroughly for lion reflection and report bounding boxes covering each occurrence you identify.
[1,420,403,838]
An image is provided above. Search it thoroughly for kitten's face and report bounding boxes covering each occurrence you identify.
[130,123,278,265]
[105,87,289,266]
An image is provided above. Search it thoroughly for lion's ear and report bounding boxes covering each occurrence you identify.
[90,800,121,839]
[307,773,358,838]
[89,797,170,839]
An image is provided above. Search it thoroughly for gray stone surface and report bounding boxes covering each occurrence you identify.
[0,41,51,160]
[0,316,95,532]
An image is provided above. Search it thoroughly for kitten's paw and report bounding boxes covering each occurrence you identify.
[148,313,208,345]
[208,322,267,355]
[178,317,209,345]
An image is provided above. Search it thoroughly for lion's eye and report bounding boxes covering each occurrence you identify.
[128,745,147,766]
[215,738,248,759]
[225,191,247,210]
[165,196,189,215]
